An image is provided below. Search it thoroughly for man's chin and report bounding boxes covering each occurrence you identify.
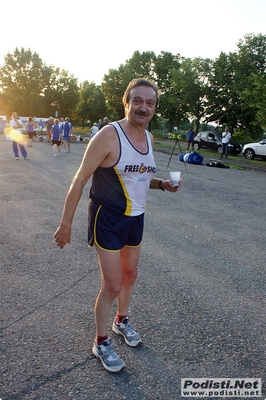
[135,115,150,123]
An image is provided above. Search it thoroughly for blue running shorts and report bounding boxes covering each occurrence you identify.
[88,202,144,251]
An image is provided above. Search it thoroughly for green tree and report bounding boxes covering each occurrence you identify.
[101,66,129,120]
[75,81,106,128]
[47,68,79,118]
[153,51,181,132]
[205,51,239,131]
[102,51,157,121]
[249,73,266,128]
[0,47,79,119]
[170,57,212,133]
[0,47,47,116]
[235,33,266,136]
[206,34,266,139]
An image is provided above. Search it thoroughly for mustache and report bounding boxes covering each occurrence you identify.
[136,110,149,116]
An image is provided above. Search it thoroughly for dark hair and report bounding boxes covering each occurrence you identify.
[122,78,159,107]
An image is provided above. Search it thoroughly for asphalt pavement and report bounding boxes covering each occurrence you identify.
[1,134,265,400]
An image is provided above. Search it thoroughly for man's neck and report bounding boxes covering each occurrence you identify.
[119,118,147,138]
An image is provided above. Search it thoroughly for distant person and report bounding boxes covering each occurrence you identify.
[98,117,109,131]
[32,118,37,141]
[62,117,72,153]
[38,119,44,131]
[26,117,35,147]
[221,127,231,159]
[51,119,63,158]
[0,117,6,134]
[97,119,102,128]
[59,117,64,133]
[187,126,195,151]
[90,123,98,138]
[10,112,28,160]
[46,117,54,144]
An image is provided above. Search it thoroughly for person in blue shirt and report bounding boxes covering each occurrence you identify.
[187,126,195,151]
[62,117,72,153]
[38,119,44,131]
[51,119,62,158]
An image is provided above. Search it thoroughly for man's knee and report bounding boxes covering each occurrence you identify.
[103,280,122,300]
[122,267,138,286]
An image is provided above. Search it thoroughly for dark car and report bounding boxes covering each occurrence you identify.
[194,131,242,156]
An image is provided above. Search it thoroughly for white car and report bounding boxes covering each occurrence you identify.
[242,139,266,160]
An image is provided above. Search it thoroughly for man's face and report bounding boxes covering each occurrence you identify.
[125,86,157,126]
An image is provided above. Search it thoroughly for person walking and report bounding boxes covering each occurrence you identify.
[51,119,62,158]
[221,127,231,159]
[46,117,54,144]
[38,119,44,131]
[26,117,35,147]
[187,126,195,151]
[54,78,183,373]
[10,112,28,160]
[90,123,98,138]
[62,117,72,153]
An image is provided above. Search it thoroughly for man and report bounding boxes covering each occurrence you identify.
[51,119,63,158]
[221,127,231,159]
[62,117,72,153]
[38,119,44,131]
[10,112,28,160]
[187,126,195,151]
[90,122,98,138]
[98,116,109,131]
[46,117,54,143]
[54,78,183,373]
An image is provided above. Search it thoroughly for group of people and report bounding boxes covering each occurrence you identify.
[50,117,73,158]
[6,114,73,160]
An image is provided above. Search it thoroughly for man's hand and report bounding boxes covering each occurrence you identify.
[54,224,71,249]
[164,178,183,193]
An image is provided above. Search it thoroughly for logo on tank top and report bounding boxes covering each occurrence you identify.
[124,163,156,173]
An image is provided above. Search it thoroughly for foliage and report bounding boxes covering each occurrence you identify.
[0,35,265,141]
[0,47,79,119]
[206,33,266,139]
[169,57,212,133]
[153,52,182,132]
[74,81,106,128]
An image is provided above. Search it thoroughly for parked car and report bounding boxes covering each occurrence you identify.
[242,138,266,160]
[193,131,242,156]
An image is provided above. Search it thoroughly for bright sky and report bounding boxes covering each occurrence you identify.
[1,0,265,85]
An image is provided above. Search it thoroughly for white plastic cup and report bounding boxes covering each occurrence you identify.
[170,171,181,187]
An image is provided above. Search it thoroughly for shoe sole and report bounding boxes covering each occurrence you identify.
[92,346,125,373]
[112,326,142,347]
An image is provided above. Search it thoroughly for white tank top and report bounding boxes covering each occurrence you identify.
[89,121,157,216]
